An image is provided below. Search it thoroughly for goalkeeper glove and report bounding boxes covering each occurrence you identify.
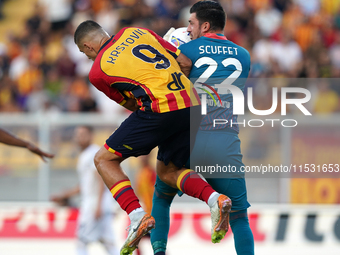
[163,27,175,41]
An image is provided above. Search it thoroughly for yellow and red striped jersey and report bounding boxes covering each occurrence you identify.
[89,27,200,113]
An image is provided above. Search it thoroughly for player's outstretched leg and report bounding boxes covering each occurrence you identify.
[158,163,232,243]
[210,194,232,243]
[121,213,156,255]
[151,177,177,254]
[175,170,232,243]
[229,210,254,255]
[94,148,155,255]
[108,179,155,255]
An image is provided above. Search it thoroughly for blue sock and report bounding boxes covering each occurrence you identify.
[229,209,254,255]
[151,177,177,254]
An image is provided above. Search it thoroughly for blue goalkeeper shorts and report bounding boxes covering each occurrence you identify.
[156,128,250,211]
[189,129,250,211]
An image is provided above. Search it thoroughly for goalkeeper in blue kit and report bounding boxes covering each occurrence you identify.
[150,1,254,255]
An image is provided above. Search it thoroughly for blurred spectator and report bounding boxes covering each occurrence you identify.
[318,49,333,78]
[0,0,5,20]
[294,17,318,52]
[247,0,271,12]
[135,154,156,215]
[56,50,76,78]
[0,43,9,79]
[25,77,50,113]
[16,62,43,109]
[39,0,72,31]
[25,2,49,38]
[314,81,339,114]
[321,0,340,16]
[295,0,320,16]
[44,67,63,100]
[222,0,247,15]
[305,32,325,66]
[301,59,319,78]
[8,46,28,81]
[155,0,181,22]
[321,17,337,48]
[94,1,120,35]
[273,0,291,13]
[281,2,304,35]
[224,18,247,47]
[329,32,340,69]
[254,1,282,37]
[252,35,275,73]
[51,126,118,255]
[0,0,339,114]
[66,77,98,112]
[44,33,64,65]
[334,9,340,29]
[271,30,302,74]
[0,74,20,112]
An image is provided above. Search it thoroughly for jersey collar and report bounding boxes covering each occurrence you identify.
[203,33,228,40]
[98,35,115,53]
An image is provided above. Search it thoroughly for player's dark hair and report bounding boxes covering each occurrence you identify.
[190,1,226,31]
[74,20,102,45]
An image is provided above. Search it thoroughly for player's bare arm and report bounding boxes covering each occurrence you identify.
[176,53,192,77]
[0,128,54,162]
[122,98,140,112]
[51,185,80,206]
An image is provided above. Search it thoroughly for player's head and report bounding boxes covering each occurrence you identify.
[74,20,110,61]
[188,1,226,40]
[74,126,94,150]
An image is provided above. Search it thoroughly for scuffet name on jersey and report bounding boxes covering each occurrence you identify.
[199,45,238,55]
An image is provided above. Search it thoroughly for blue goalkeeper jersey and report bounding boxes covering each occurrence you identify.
[179,33,250,132]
